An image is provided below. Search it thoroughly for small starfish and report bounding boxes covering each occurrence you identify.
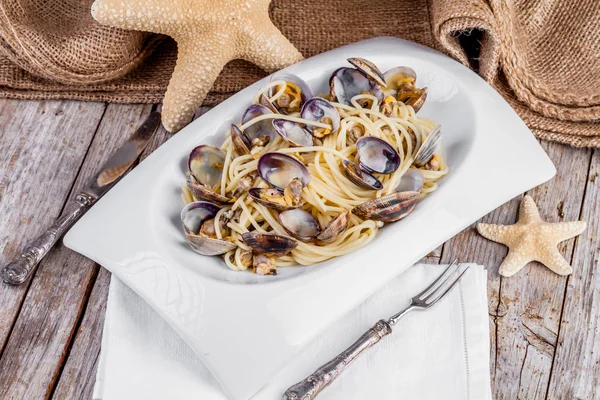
[477,195,586,277]
[92,0,303,132]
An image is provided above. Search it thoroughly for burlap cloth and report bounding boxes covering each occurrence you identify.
[1,0,598,147]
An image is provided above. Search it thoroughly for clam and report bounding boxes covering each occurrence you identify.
[384,66,427,112]
[248,187,299,211]
[186,180,230,203]
[187,145,230,203]
[395,169,425,193]
[258,93,278,113]
[316,210,351,244]
[242,231,298,276]
[347,57,386,87]
[231,171,257,200]
[253,254,277,276]
[356,136,400,174]
[272,119,314,147]
[230,124,251,155]
[268,74,313,114]
[413,125,442,167]
[241,104,278,145]
[330,67,383,106]
[278,209,321,241]
[352,191,419,223]
[343,160,383,190]
[384,66,417,91]
[242,232,297,257]
[283,177,304,206]
[258,153,310,191]
[300,98,340,138]
[406,87,428,113]
[181,201,236,256]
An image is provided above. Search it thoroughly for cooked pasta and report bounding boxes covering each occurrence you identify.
[180,59,448,275]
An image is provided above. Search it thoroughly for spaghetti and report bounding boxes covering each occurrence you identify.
[181,59,448,274]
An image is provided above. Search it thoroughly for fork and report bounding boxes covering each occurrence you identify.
[282,261,469,400]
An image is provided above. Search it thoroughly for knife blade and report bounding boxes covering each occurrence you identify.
[1,111,161,285]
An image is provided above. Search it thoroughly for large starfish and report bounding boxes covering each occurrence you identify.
[91,0,303,132]
[477,195,586,277]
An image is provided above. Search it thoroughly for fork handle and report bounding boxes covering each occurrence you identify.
[283,319,392,400]
[1,193,93,285]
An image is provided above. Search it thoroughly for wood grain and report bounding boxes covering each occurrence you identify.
[440,196,521,385]
[547,149,599,400]
[492,142,591,400]
[0,104,152,399]
[0,99,106,354]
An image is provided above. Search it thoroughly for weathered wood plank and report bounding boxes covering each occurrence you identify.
[440,195,521,386]
[547,149,600,400]
[492,142,591,400]
[0,103,153,399]
[441,142,591,400]
[0,99,106,355]
[50,105,207,398]
[51,268,111,400]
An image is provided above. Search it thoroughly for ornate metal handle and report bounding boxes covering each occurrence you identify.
[1,193,94,285]
[283,319,392,400]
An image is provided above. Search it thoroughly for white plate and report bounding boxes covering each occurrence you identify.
[64,37,555,400]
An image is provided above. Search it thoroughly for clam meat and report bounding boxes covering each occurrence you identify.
[268,74,313,114]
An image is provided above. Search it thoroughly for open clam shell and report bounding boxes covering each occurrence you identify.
[300,98,340,138]
[180,201,236,255]
[272,119,314,147]
[241,104,278,144]
[186,180,230,203]
[330,67,383,106]
[258,93,278,113]
[278,209,321,241]
[395,169,425,193]
[407,87,428,113]
[413,125,442,167]
[383,66,417,91]
[316,210,351,244]
[230,124,251,155]
[258,153,310,191]
[242,232,297,257]
[347,57,386,87]
[352,191,419,222]
[343,160,383,190]
[268,74,313,114]
[188,145,226,189]
[356,136,401,174]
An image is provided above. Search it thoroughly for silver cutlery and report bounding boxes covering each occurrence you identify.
[1,112,162,285]
[283,261,469,400]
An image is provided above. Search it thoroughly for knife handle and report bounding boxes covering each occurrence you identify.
[1,193,94,285]
[282,320,392,400]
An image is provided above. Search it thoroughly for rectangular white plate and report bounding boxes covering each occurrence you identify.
[64,37,555,400]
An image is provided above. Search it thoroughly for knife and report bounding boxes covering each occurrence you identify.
[1,112,161,285]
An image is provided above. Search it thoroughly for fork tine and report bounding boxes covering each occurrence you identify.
[421,265,460,302]
[424,266,470,307]
[416,259,458,300]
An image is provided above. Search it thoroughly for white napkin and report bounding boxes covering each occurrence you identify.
[94,264,491,400]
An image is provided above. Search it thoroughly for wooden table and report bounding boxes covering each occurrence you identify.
[0,98,598,400]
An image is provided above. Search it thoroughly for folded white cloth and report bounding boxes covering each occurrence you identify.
[94,264,491,400]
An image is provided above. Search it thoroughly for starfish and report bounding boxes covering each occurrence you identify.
[477,195,586,277]
[91,0,303,132]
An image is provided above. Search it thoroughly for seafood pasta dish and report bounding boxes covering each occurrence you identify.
[180,57,448,275]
